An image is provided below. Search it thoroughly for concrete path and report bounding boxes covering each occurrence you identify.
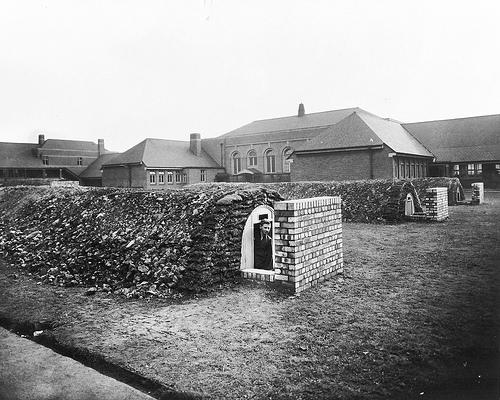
[0,327,155,400]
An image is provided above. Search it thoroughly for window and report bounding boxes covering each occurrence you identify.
[399,162,404,178]
[167,171,173,183]
[411,162,415,178]
[496,164,500,175]
[453,164,460,176]
[405,161,410,178]
[158,171,165,184]
[282,147,293,173]
[265,149,276,173]
[232,152,242,174]
[468,163,482,175]
[182,172,188,183]
[149,171,156,184]
[200,169,206,182]
[247,150,257,167]
[42,156,49,165]
[175,171,182,183]
[77,157,83,166]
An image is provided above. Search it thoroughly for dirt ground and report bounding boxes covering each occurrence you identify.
[1,192,499,399]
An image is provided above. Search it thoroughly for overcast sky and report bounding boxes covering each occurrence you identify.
[1,0,499,152]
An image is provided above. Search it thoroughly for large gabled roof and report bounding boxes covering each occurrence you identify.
[40,138,100,152]
[221,107,362,139]
[0,142,42,168]
[403,114,500,162]
[103,138,221,169]
[295,111,433,157]
[80,153,120,178]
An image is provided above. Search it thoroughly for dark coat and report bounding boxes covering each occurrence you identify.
[254,234,272,270]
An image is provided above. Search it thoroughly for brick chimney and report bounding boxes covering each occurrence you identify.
[298,103,305,117]
[98,139,105,156]
[38,134,45,146]
[190,133,201,156]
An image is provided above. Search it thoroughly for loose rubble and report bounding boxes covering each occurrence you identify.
[0,186,282,296]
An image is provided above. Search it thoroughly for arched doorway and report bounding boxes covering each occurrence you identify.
[405,193,415,216]
[240,205,274,270]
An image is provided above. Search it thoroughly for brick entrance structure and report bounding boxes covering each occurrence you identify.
[242,196,343,294]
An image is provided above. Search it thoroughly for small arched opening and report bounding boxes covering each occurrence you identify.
[240,205,275,271]
[405,193,415,216]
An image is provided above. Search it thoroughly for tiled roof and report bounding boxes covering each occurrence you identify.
[40,139,100,152]
[403,114,500,162]
[295,111,433,157]
[221,107,361,138]
[80,153,120,178]
[223,126,331,146]
[103,139,222,169]
[0,142,42,168]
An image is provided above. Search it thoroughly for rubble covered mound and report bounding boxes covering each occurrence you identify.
[0,186,282,296]
[193,177,463,222]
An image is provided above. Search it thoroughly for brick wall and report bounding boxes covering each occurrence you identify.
[102,165,146,188]
[273,196,343,294]
[291,148,394,182]
[471,182,484,204]
[424,187,448,221]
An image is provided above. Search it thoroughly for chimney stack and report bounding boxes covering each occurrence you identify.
[298,103,305,117]
[38,134,45,146]
[98,139,105,156]
[190,133,201,156]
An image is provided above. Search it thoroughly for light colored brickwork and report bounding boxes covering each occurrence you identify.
[273,196,343,294]
[424,187,448,221]
[471,182,484,204]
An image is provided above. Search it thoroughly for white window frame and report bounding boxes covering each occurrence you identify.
[265,149,276,173]
[247,150,257,167]
[158,171,165,184]
[149,171,157,185]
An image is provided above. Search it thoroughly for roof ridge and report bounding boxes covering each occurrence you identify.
[0,141,37,145]
[249,106,361,124]
[144,138,189,143]
[404,113,500,125]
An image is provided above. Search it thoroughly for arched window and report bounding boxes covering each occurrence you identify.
[247,149,257,167]
[264,149,276,173]
[232,152,242,174]
[282,147,293,173]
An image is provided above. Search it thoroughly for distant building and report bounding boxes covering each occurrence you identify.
[403,115,500,188]
[2,105,499,189]
[202,105,361,183]
[292,109,433,181]
[101,134,224,189]
[0,134,108,185]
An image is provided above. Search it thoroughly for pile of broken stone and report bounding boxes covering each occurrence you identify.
[0,186,282,297]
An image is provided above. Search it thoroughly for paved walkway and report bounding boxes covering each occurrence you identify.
[0,327,155,400]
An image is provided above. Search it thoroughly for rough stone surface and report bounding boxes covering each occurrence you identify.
[0,186,283,295]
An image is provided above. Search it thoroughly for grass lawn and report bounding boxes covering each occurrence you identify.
[0,192,499,399]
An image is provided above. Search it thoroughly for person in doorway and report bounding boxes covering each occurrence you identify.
[254,219,273,270]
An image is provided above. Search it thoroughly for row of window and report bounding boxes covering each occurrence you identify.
[231,147,293,174]
[41,156,84,166]
[148,169,207,185]
[394,159,427,179]
[453,163,500,176]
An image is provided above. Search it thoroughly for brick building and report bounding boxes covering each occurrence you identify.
[0,134,108,185]
[291,109,434,181]
[101,134,224,189]
[403,114,500,188]
[202,105,362,183]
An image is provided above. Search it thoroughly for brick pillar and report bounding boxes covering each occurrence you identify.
[273,196,343,294]
[471,182,484,204]
[424,187,448,221]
